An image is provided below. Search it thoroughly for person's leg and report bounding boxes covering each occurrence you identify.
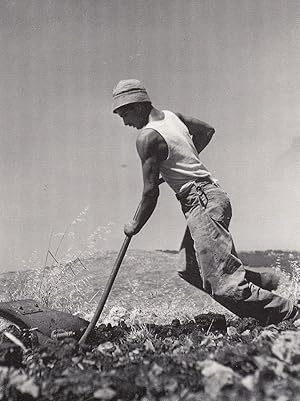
[179,226,280,291]
[181,182,296,325]
[178,226,203,290]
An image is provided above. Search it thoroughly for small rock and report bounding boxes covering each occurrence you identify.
[163,337,173,345]
[184,391,201,401]
[272,331,300,363]
[227,326,238,336]
[182,337,194,350]
[171,340,180,350]
[71,356,82,365]
[257,367,285,398]
[94,387,116,400]
[144,339,155,352]
[197,360,240,400]
[132,349,139,354]
[241,329,251,336]
[276,396,292,401]
[148,363,164,393]
[254,355,286,377]
[16,378,39,398]
[180,388,190,398]
[97,341,115,354]
[112,344,122,357]
[165,377,178,393]
[287,364,300,379]
[9,371,39,399]
[200,338,216,348]
[257,328,278,342]
[241,374,256,391]
[0,367,9,381]
[103,306,130,326]
[150,362,163,376]
[82,359,96,366]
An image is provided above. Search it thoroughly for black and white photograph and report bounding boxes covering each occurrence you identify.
[0,1,299,400]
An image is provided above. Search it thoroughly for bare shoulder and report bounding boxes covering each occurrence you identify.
[137,128,161,144]
[136,128,163,150]
[136,128,167,161]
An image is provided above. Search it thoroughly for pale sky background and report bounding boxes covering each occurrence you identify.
[0,0,299,271]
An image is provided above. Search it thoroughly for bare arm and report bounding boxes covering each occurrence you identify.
[175,112,215,153]
[124,129,165,236]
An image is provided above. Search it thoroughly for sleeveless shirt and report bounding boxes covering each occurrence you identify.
[143,110,213,193]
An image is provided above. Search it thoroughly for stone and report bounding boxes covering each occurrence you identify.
[227,326,238,336]
[97,341,115,354]
[94,387,117,400]
[144,339,155,352]
[9,370,39,399]
[241,374,256,392]
[254,356,286,378]
[271,331,300,363]
[197,360,240,399]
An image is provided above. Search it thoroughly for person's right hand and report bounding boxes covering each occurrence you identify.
[124,220,140,237]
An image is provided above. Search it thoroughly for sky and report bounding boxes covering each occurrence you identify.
[0,0,299,271]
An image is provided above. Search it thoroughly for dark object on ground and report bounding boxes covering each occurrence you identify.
[0,299,89,344]
[194,313,227,332]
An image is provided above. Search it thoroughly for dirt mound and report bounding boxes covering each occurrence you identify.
[0,315,299,401]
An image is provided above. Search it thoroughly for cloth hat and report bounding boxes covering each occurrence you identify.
[112,79,151,113]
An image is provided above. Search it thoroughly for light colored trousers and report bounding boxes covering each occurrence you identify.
[177,180,295,325]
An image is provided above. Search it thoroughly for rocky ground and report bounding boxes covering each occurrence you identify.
[0,314,299,401]
[0,250,299,400]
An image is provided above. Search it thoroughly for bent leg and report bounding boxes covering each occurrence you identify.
[186,206,294,325]
[180,226,280,291]
[178,226,204,290]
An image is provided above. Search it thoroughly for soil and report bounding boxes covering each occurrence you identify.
[0,315,299,401]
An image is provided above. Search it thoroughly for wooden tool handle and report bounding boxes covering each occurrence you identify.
[79,177,165,344]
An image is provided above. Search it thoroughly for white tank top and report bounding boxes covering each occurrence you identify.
[144,110,213,193]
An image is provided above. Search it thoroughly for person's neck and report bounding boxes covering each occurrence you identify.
[148,107,165,122]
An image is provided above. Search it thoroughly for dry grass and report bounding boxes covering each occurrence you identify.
[273,253,300,302]
[0,209,114,328]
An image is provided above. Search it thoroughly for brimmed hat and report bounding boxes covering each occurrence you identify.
[112,79,151,113]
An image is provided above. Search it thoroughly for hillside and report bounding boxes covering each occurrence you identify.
[0,249,298,324]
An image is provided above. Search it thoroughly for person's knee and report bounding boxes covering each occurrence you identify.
[213,275,251,302]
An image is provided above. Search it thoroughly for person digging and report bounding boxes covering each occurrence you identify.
[112,79,299,327]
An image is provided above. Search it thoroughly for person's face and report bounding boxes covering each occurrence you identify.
[116,104,147,129]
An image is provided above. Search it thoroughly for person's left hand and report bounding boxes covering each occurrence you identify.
[124,220,140,237]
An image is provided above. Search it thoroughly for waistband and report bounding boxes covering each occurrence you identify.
[175,176,216,201]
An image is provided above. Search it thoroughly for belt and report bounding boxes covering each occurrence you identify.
[176,176,215,201]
